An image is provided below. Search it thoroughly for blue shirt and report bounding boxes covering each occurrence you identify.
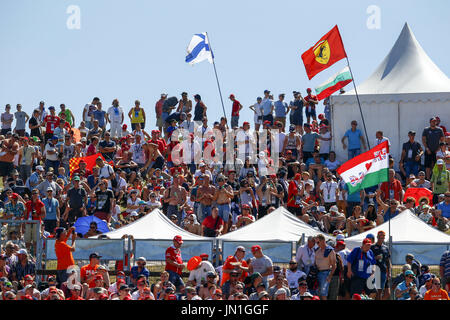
[395,281,412,300]
[43,197,59,220]
[436,201,450,219]
[302,132,320,153]
[93,110,106,127]
[131,266,150,280]
[274,100,288,118]
[260,98,273,116]
[344,129,363,150]
[347,246,376,279]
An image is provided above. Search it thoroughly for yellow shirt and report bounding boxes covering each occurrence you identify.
[130,108,144,123]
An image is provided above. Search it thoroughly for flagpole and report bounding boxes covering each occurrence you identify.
[345,57,371,150]
[205,32,228,121]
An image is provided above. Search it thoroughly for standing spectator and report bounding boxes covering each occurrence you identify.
[165,235,185,292]
[346,238,376,298]
[83,97,99,130]
[99,131,117,162]
[405,253,422,277]
[24,189,46,254]
[0,133,19,186]
[274,93,289,131]
[42,106,60,143]
[400,131,423,178]
[260,90,274,126]
[129,100,146,130]
[42,187,60,233]
[314,234,337,300]
[54,227,76,286]
[249,97,263,132]
[295,236,316,275]
[4,192,26,239]
[439,249,450,293]
[91,102,106,133]
[423,277,450,300]
[14,104,29,137]
[422,117,445,180]
[304,88,318,125]
[177,92,193,114]
[341,120,367,160]
[29,109,43,141]
[1,104,14,135]
[371,230,391,300]
[302,123,324,162]
[130,257,150,286]
[106,99,124,138]
[289,91,307,134]
[94,178,114,222]
[63,175,87,226]
[229,94,243,129]
[18,137,35,184]
[59,103,75,127]
[155,93,167,132]
[43,136,60,172]
[193,94,207,125]
[319,172,339,212]
[430,159,449,204]
[379,169,404,202]
[248,246,273,289]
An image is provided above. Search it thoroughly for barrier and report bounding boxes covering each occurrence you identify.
[134,239,214,262]
[45,238,126,261]
[221,240,294,263]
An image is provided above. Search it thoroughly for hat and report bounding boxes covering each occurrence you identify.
[273,265,281,272]
[89,252,102,259]
[263,120,271,125]
[405,270,415,277]
[317,206,326,213]
[48,106,55,110]
[336,240,345,246]
[187,256,202,271]
[301,292,314,298]
[251,245,262,253]
[36,165,44,172]
[330,205,339,213]
[122,124,127,129]
[362,238,372,245]
[406,253,415,260]
[336,234,345,241]
[423,273,433,282]
[366,233,375,241]
[17,249,28,255]
[250,272,262,281]
[73,176,80,181]
[51,136,58,140]
[119,284,130,291]
[264,90,270,94]
[167,294,178,300]
[352,293,362,300]
[98,293,109,300]
[199,253,209,259]
[436,159,444,165]
[173,235,183,244]
[243,121,250,126]
[258,291,269,299]
[274,288,287,297]
[229,94,235,99]
[130,211,139,217]
[24,274,33,280]
[235,245,246,252]
[72,284,81,291]
[241,204,251,210]
[10,193,19,199]
[206,271,216,278]
[137,257,147,263]
[408,130,416,135]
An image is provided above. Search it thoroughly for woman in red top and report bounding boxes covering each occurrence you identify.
[54,227,76,286]
[287,174,305,217]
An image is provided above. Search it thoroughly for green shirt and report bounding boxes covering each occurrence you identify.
[59,109,73,126]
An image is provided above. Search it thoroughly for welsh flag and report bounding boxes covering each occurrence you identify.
[315,66,353,100]
[337,141,389,194]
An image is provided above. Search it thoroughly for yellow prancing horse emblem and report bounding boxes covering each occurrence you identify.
[313,40,330,64]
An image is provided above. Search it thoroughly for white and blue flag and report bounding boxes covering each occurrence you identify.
[185,33,214,65]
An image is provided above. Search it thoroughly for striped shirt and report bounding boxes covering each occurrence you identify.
[440,250,450,278]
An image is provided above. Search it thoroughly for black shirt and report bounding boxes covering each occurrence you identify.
[99,140,116,161]
[402,141,422,163]
[370,243,390,273]
[67,187,87,209]
[95,189,114,213]
[422,127,444,152]
[29,117,41,137]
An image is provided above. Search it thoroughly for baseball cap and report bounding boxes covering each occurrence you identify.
[137,257,147,263]
[10,193,19,199]
[423,273,433,282]
[167,294,178,300]
[229,94,235,99]
[119,284,130,291]
[243,121,250,126]
[258,291,269,299]
[24,274,33,281]
[273,266,281,272]
[235,245,246,252]
[206,271,216,278]
[436,159,444,165]
[89,252,102,259]
[362,238,372,245]
[405,270,415,277]
[352,293,362,300]
[173,235,183,244]
[366,233,375,241]
[36,165,44,172]
[336,240,345,246]
[301,292,314,298]
[251,245,262,253]
[199,253,209,259]
[336,234,345,241]
[18,249,28,255]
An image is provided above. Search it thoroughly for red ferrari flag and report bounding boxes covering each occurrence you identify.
[69,153,107,176]
[301,25,347,80]
[403,187,433,206]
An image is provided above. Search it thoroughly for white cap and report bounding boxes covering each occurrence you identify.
[36,165,44,172]
[336,234,345,241]
[130,211,138,217]
[436,159,444,165]
[17,249,28,255]
[330,205,339,213]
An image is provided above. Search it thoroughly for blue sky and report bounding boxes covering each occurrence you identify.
[0,0,449,128]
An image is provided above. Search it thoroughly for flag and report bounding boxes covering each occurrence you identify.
[69,153,106,176]
[337,141,389,194]
[185,33,214,65]
[301,25,347,80]
[403,188,433,206]
[315,66,353,100]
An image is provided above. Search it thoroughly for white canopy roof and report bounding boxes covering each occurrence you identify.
[218,207,333,242]
[344,22,450,96]
[102,209,209,240]
[344,210,450,250]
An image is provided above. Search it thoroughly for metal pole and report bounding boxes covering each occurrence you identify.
[205,32,228,121]
[345,57,371,150]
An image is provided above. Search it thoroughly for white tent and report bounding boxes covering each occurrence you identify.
[102,209,209,240]
[344,210,450,264]
[218,207,333,242]
[330,23,450,165]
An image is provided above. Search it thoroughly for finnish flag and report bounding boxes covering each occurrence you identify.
[185,33,214,65]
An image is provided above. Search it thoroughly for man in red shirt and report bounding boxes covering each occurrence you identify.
[379,169,404,202]
[287,173,304,217]
[304,88,318,125]
[165,235,185,292]
[150,129,167,155]
[201,206,224,237]
[43,106,60,143]
[221,246,249,286]
[229,94,243,129]
[80,252,101,288]
[24,188,46,255]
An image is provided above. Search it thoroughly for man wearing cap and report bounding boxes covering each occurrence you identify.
[304,88,318,124]
[155,93,167,132]
[42,106,60,144]
[63,175,88,226]
[370,231,391,300]
[422,117,445,179]
[36,170,62,198]
[4,192,26,238]
[229,94,243,129]
[346,238,376,298]
[248,245,273,289]
[165,235,185,292]
[321,205,345,234]
[221,246,249,286]
[9,249,36,283]
[80,252,101,288]
[23,189,46,254]
[187,255,216,288]
[405,253,422,278]
[400,131,423,178]
[0,132,19,186]
[430,159,449,204]
[130,257,150,286]
[274,93,289,131]
[54,227,76,286]
[395,269,417,300]
[287,173,305,216]
[260,90,274,126]
[42,187,60,233]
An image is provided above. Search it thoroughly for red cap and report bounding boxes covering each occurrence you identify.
[229,94,235,99]
[243,121,250,126]
[362,238,372,245]
[312,295,320,300]
[251,245,262,253]
[352,293,362,300]
[294,173,302,180]
[21,295,33,300]
[24,274,33,281]
[200,253,209,259]
[167,294,178,300]
[336,240,345,246]
[263,120,271,125]
[307,88,312,92]
[242,204,251,210]
[173,235,183,244]
[122,124,127,129]
[117,278,125,285]
[318,113,325,120]
[99,294,109,300]
[10,193,19,199]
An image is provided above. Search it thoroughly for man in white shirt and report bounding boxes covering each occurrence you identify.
[319,172,339,212]
[295,236,316,275]
[106,99,124,138]
[285,259,306,294]
[188,257,216,288]
[374,131,391,147]
[44,136,60,172]
[83,97,99,130]
[96,156,115,189]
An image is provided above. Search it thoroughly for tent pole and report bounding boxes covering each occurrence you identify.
[345,57,371,150]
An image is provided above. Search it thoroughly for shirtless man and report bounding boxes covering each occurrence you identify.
[142,143,164,178]
[197,175,216,223]
[212,175,234,234]
[0,134,20,186]
[163,174,187,225]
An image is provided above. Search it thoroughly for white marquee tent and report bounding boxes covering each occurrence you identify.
[344,210,450,264]
[330,23,450,164]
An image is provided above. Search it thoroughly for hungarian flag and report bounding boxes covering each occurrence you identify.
[315,66,353,100]
[403,188,433,206]
[69,153,106,176]
[301,25,347,80]
[337,141,389,194]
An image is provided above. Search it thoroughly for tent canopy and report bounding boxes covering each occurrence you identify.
[344,210,450,250]
[218,207,333,242]
[101,209,210,240]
